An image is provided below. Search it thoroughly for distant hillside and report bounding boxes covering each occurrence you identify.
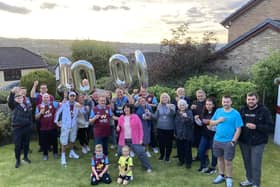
[0,37,160,57]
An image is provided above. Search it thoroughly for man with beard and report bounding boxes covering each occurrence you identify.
[239,92,273,187]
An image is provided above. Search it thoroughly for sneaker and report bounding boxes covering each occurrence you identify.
[186,164,191,169]
[152,147,159,154]
[205,168,216,175]
[130,151,135,157]
[82,146,87,154]
[15,160,20,168]
[22,158,31,164]
[110,145,115,149]
[146,151,152,158]
[61,154,67,165]
[158,155,164,161]
[114,153,118,157]
[147,169,152,173]
[199,168,208,173]
[69,150,79,159]
[43,155,48,161]
[252,185,259,187]
[240,179,253,186]
[212,175,225,184]
[165,157,170,162]
[53,153,59,159]
[86,146,90,152]
[226,178,233,187]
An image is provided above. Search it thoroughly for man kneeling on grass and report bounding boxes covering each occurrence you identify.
[91,144,112,185]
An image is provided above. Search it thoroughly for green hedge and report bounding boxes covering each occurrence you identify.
[0,112,11,142]
[185,75,257,109]
[0,91,9,104]
[148,85,176,101]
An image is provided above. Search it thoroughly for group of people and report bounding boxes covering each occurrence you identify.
[8,80,273,187]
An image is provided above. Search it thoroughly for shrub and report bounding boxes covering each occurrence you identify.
[71,40,116,79]
[185,75,257,109]
[184,75,220,100]
[20,70,56,96]
[251,51,280,111]
[0,112,11,142]
[215,80,257,109]
[148,85,176,101]
[0,91,9,104]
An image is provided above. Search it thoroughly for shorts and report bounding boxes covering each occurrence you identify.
[213,141,236,161]
[118,175,132,181]
[60,126,78,145]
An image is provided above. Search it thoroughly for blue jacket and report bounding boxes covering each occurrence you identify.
[54,101,79,129]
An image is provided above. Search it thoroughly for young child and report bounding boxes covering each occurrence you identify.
[91,144,112,185]
[117,146,133,185]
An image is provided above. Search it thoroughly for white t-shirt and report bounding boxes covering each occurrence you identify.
[124,116,132,139]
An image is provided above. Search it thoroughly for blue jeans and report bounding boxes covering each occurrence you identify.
[94,137,109,155]
[198,136,217,168]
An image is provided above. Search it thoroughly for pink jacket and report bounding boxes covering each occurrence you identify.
[117,114,143,146]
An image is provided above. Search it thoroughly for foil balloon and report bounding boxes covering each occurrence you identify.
[57,57,72,94]
[71,60,96,94]
[135,50,149,88]
[109,54,132,88]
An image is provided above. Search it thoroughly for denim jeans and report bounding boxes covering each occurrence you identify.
[198,136,217,168]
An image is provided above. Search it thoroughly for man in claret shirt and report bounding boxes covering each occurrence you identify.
[35,93,59,161]
[30,80,54,152]
[54,91,80,166]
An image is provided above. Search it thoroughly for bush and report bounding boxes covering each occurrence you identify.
[0,112,11,142]
[0,91,9,104]
[148,85,176,101]
[184,75,220,100]
[251,51,280,111]
[20,70,56,96]
[71,40,116,79]
[215,80,257,109]
[185,75,257,109]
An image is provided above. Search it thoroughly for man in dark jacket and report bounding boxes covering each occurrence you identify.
[239,92,273,187]
[8,87,33,168]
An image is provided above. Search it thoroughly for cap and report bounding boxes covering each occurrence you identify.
[69,91,76,96]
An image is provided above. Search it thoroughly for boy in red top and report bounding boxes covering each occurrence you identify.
[91,144,112,185]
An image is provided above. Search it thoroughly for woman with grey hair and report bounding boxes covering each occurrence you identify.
[150,93,176,162]
[174,99,194,168]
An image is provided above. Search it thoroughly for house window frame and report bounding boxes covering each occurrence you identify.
[3,69,22,81]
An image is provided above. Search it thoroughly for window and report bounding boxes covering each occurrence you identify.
[4,69,21,81]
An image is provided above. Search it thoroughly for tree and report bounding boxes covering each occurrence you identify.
[251,51,280,111]
[71,40,116,79]
[149,23,217,87]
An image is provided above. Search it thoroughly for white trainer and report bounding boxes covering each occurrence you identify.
[130,151,135,157]
[82,146,87,154]
[152,147,159,154]
[146,151,152,157]
[86,146,90,152]
[61,154,67,165]
[69,150,80,159]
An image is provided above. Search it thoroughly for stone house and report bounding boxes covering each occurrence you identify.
[213,0,280,74]
[0,47,47,88]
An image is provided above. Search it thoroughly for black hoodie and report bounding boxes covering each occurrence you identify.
[239,104,273,145]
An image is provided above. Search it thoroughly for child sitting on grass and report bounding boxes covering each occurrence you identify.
[117,145,133,185]
[91,144,112,185]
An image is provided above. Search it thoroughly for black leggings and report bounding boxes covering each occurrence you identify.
[13,126,31,161]
[41,129,58,156]
[157,129,173,159]
[78,128,89,146]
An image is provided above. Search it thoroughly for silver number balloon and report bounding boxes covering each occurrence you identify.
[109,54,132,88]
[135,50,149,88]
[57,57,72,93]
[71,60,96,94]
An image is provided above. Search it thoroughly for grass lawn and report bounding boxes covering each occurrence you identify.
[0,139,280,187]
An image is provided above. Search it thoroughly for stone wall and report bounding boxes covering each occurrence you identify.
[228,0,280,42]
[213,28,280,74]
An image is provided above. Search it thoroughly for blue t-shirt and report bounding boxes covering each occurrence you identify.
[211,108,243,142]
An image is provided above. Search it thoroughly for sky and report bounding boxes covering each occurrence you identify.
[0,0,250,44]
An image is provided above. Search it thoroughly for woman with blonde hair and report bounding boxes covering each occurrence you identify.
[150,93,176,162]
